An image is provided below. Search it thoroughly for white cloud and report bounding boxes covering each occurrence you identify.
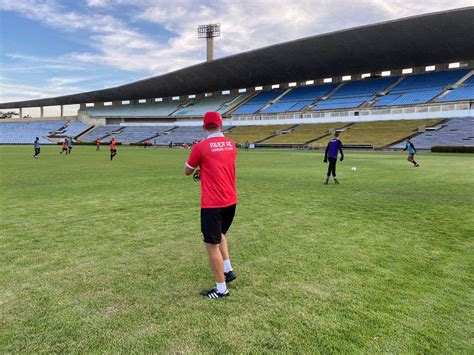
[0,0,472,103]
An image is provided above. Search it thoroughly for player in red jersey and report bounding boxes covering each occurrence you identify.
[96,139,100,151]
[110,138,117,160]
[184,112,238,299]
[60,138,68,155]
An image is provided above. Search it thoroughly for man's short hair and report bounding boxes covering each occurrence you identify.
[334,132,340,137]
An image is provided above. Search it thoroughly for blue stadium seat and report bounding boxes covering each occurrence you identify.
[437,75,474,102]
[0,120,67,144]
[312,77,397,110]
[374,69,469,106]
[233,91,283,115]
[260,84,336,113]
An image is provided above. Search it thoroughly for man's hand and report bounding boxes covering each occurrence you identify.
[340,156,344,162]
[193,169,201,181]
[323,158,327,163]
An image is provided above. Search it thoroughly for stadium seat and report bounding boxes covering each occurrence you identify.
[390,117,474,149]
[314,119,444,148]
[374,69,469,107]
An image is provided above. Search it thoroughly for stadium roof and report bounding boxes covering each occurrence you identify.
[1,6,473,109]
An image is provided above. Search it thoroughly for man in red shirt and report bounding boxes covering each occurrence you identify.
[110,138,117,161]
[60,138,68,155]
[184,112,237,299]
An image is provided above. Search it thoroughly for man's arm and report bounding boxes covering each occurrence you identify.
[184,162,195,176]
[184,145,200,175]
[324,144,329,162]
[339,140,344,161]
[411,143,417,153]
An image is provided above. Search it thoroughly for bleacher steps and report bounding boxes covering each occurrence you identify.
[256,124,299,143]
[304,122,356,144]
[454,70,474,86]
[256,89,292,113]
[75,125,95,140]
[225,92,258,115]
[306,83,345,110]
[380,76,404,96]
[386,118,449,149]
[321,82,345,100]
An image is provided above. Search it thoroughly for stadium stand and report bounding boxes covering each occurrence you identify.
[173,94,247,116]
[263,123,347,144]
[232,91,284,115]
[313,119,444,148]
[151,126,232,145]
[391,117,474,149]
[437,74,474,102]
[49,120,91,138]
[260,84,337,113]
[225,125,295,144]
[85,101,187,117]
[312,77,399,111]
[374,69,469,107]
[0,120,67,144]
[110,126,175,144]
[79,125,123,142]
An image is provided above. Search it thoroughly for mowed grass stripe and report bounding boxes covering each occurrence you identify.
[0,145,473,352]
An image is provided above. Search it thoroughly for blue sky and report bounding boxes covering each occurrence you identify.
[0,0,471,106]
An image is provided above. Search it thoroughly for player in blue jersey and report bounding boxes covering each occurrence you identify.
[324,132,344,184]
[33,137,40,159]
[403,139,419,167]
[67,137,73,155]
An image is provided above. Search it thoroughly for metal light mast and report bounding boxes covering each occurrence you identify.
[197,23,221,62]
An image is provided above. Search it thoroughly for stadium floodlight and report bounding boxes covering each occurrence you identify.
[197,23,221,62]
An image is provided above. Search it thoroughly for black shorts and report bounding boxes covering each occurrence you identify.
[201,204,236,244]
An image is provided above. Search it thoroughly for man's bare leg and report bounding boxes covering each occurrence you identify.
[205,243,225,283]
[219,234,229,261]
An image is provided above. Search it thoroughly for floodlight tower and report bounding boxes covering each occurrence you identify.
[197,23,221,62]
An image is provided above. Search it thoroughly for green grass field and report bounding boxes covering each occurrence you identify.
[1,145,473,352]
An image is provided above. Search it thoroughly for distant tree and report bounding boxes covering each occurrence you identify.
[0,111,19,119]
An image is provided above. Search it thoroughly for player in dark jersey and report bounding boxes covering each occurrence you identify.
[324,132,344,184]
[33,137,40,158]
[403,139,419,167]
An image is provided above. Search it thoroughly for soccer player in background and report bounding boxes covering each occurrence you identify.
[403,139,420,167]
[33,137,40,159]
[60,138,68,155]
[324,132,344,184]
[184,112,238,299]
[96,139,100,151]
[110,138,117,161]
[67,137,73,155]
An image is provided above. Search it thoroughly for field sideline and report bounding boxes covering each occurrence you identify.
[0,145,473,352]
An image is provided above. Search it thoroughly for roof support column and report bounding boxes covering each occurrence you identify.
[60,105,64,117]
[80,103,86,110]
[146,98,154,104]
[19,107,23,118]
[40,106,44,118]
[94,102,104,108]
[112,101,122,107]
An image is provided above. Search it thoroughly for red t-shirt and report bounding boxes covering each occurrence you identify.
[110,140,116,149]
[186,133,237,208]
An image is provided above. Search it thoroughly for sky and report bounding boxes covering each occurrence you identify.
[0,0,472,108]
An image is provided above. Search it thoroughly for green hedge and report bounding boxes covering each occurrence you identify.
[431,146,474,153]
